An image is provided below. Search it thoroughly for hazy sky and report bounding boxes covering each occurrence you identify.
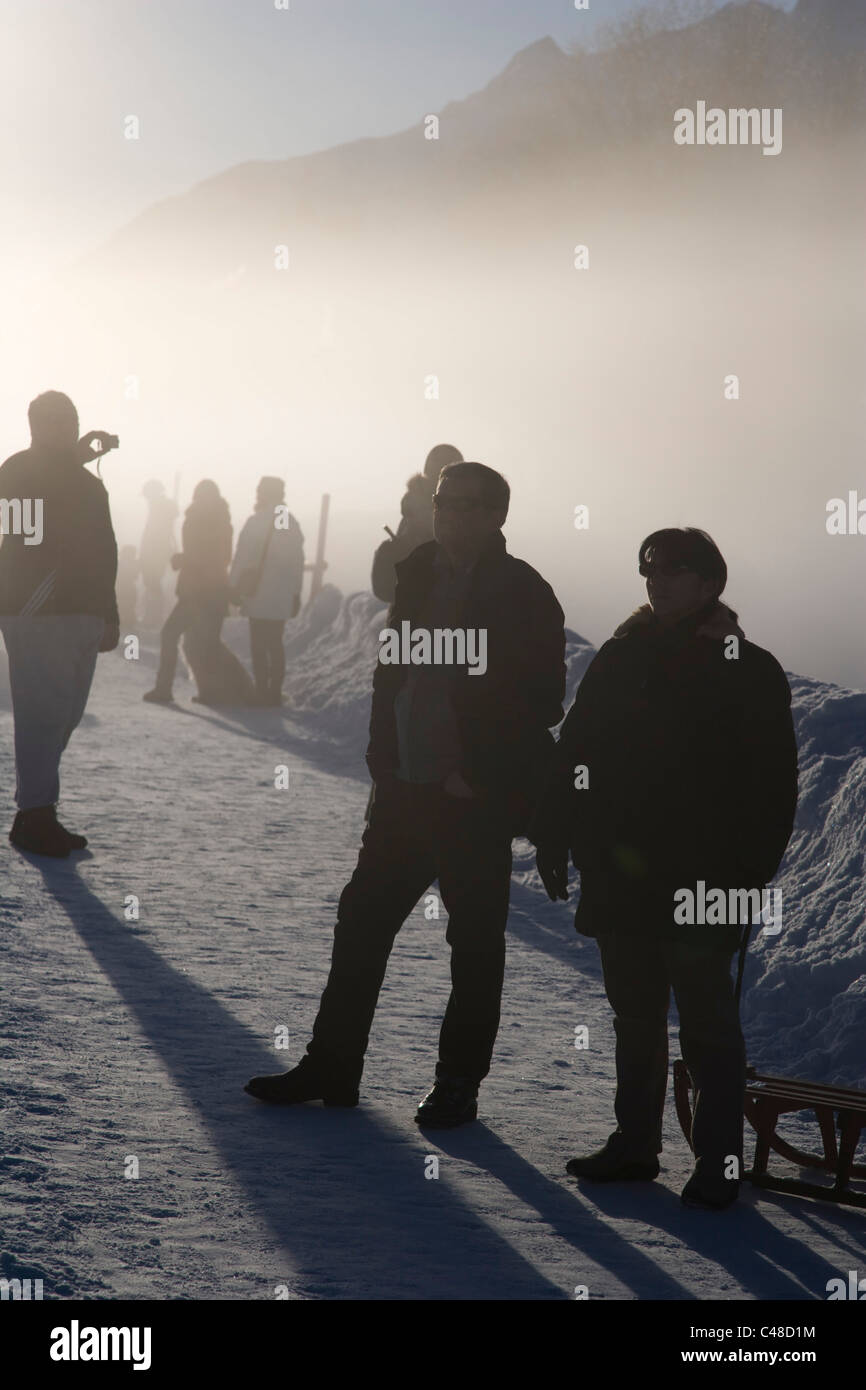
[7,0,855,691]
[0,0,795,284]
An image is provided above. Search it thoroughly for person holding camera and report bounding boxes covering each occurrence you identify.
[0,391,120,857]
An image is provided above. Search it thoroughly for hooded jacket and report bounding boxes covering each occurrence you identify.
[0,445,118,623]
[371,473,436,604]
[530,600,798,937]
[229,509,305,620]
[367,532,566,835]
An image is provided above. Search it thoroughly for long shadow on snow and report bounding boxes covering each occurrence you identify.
[506,874,601,976]
[579,1174,859,1300]
[486,889,859,1297]
[432,1123,689,1299]
[164,702,370,785]
[433,1125,848,1299]
[34,858,576,1300]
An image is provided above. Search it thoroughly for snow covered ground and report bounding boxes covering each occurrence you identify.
[0,588,863,1300]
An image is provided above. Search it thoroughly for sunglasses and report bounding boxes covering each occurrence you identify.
[432,493,488,514]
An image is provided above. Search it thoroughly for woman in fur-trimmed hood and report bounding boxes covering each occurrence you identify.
[530,526,798,1210]
[371,444,463,604]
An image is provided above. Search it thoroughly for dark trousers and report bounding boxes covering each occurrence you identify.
[307,778,513,1086]
[249,618,285,696]
[155,598,222,694]
[140,567,165,629]
[155,599,193,693]
[597,931,746,1180]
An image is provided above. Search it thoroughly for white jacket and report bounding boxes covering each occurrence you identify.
[229,509,304,620]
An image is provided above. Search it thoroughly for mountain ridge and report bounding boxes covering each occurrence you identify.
[76,0,865,280]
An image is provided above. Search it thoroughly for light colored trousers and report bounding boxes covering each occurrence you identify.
[0,615,104,811]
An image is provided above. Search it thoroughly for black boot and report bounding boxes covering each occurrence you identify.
[55,818,87,849]
[244,1055,359,1107]
[566,1131,660,1182]
[9,806,71,859]
[681,1163,740,1210]
[414,1076,479,1129]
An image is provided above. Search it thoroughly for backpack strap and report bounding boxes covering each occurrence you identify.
[248,517,275,596]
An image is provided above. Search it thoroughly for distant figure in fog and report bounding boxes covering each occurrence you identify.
[371,443,463,604]
[144,480,254,705]
[247,461,566,1128]
[0,391,119,857]
[229,476,305,707]
[139,480,178,628]
[531,527,798,1211]
[116,544,140,633]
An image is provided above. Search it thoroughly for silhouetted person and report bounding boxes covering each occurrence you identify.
[116,544,140,633]
[371,443,463,603]
[246,461,566,1126]
[139,480,178,628]
[0,391,119,857]
[144,480,233,704]
[531,528,798,1210]
[228,476,305,706]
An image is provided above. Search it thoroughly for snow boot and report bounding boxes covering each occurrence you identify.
[566,1132,660,1182]
[244,1055,359,1107]
[9,806,71,859]
[55,817,88,849]
[681,1167,740,1211]
[414,1076,479,1129]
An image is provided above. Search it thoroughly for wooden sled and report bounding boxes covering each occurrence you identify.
[673,1058,866,1209]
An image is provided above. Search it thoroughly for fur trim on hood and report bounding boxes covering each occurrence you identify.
[404,473,432,496]
[400,473,434,519]
[613,600,743,641]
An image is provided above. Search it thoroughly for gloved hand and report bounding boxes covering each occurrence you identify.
[443,769,477,800]
[99,618,120,652]
[536,843,569,902]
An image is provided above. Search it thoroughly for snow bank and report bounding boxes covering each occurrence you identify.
[742,675,866,1088]
[282,586,383,740]
[219,585,383,757]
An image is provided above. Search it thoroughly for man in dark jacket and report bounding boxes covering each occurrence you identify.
[0,391,120,857]
[247,461,566,1126]
[531,527,798,1209]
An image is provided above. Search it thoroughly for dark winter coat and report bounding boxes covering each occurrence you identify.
[175,499,232,604]
[366,532,566,836]
[530,601,798,938]
[0,445,118,622]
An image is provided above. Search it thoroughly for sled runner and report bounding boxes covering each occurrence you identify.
[673,1059,866,1208]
